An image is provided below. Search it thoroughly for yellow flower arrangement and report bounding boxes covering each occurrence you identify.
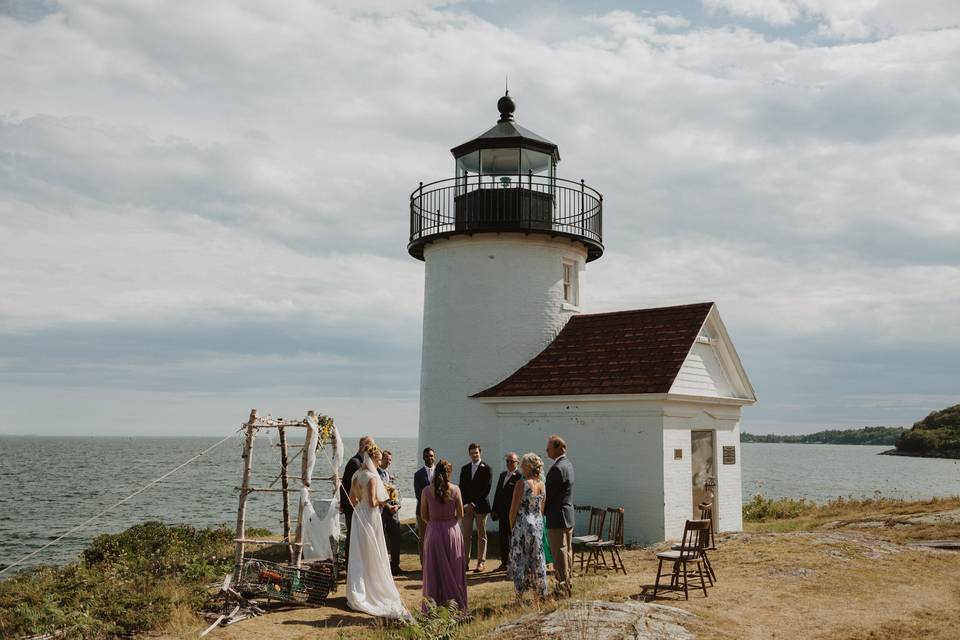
[316,415,335,445]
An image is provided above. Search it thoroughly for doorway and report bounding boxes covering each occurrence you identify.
[691,430,716,519]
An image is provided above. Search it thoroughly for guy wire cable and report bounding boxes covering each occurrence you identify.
[0,427,243,577]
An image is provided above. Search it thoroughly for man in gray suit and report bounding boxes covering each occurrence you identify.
[544,434,574,597]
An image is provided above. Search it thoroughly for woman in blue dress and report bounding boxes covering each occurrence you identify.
[507,452,548,603]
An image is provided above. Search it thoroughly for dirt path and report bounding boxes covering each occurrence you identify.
[171,509,960,640]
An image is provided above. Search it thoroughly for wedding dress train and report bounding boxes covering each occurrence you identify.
[345,458,410,619]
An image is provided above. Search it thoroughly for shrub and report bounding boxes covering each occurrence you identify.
[742,494,814,522]
[0,523,239,639]
[390,600,464,640]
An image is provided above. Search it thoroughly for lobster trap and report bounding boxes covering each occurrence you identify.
[236,558,337,604]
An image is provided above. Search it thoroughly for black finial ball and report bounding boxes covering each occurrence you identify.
[497,93,516,120]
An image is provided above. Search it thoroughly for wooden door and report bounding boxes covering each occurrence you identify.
[691,430,716,519]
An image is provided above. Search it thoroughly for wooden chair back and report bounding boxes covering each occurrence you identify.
[606,507,624,547]
[574,504,590,533]
[679,519,711,561]
[698,502,716,549]
[588,507,606,539]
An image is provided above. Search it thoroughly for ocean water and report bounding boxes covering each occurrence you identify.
[1,436,959,573]
[741,443,960,502]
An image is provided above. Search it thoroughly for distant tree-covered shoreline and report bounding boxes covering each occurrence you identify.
[740,426,906,445]
[890,404,960,458]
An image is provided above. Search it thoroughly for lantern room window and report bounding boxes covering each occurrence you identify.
[454,148,555,191]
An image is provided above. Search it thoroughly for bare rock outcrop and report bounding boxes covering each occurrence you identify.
[486,599,695,640]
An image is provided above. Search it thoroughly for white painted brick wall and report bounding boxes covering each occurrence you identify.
[661,426,692,541]
[714,424,743,532]
[487,399,666,544]
[419,235,587,465]
[663,402,745,537]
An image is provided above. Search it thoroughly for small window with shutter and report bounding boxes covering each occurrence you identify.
[562,260,578,306]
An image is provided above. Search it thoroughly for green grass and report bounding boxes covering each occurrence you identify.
[743,493,960,533]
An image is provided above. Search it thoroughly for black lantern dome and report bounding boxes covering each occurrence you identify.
[408,93,603,261]
[450,90,559,178]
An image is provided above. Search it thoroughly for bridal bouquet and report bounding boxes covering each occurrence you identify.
[385,483,400,504]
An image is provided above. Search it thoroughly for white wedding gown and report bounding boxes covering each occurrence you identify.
[345,464,410,619]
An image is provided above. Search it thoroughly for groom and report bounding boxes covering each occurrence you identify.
[341,435,374,564]
[378,449,402,576]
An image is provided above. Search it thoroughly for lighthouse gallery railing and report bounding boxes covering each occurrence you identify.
[409,175,603,261]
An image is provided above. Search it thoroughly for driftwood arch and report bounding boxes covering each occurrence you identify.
[208,408,344,631]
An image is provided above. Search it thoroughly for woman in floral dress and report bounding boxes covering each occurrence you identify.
[507,453,548,602]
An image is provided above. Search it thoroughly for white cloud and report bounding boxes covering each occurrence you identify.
[703,0,807,27]
[703,0,960,39]
[1,1,958,434]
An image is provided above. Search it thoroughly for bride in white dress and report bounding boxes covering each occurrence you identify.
[345,445,410,619]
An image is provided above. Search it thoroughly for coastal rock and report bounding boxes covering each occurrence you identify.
[905,508,960,526]
[486,599,695,640]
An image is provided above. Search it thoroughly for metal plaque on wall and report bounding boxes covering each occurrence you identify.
[722,446,736,465]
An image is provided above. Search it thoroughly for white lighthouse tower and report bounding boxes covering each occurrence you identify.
[408,92,604,462]
[409,93,755,543]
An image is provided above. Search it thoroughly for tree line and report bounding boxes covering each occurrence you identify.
[740,426,906,445]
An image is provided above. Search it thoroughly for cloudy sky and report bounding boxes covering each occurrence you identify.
[1,0,957,438]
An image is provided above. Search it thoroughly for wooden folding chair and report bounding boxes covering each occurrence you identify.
[572,506,605,573]
[653,519,710,600]
[585,507,626,575]
[671,536,715,584]
[671,504,716,583]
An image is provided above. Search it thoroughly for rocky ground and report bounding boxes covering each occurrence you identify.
[165,500,960,640]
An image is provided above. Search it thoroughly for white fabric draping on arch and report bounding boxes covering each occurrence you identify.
[299,414,344,562]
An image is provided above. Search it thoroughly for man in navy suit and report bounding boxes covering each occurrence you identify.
[490,452,521,572]
[412,447,435,565]
[340,435,373,565]
[544,434,574,596]
[459,443,492,572]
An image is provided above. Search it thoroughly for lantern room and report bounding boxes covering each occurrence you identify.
[450,92,558,187]
[408,92,603,261]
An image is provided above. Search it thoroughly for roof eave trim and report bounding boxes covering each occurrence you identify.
[450,138,560,160]
[474,392,755,406]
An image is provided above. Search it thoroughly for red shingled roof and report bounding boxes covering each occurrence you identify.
[473,302,714,398]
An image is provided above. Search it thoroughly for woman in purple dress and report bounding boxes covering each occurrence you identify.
[420,459,468,613]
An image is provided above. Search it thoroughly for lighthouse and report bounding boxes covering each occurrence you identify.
[408,92,603,464]
[408,93,756,543]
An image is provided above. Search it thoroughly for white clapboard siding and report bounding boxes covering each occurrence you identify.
[670,341,735,398]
